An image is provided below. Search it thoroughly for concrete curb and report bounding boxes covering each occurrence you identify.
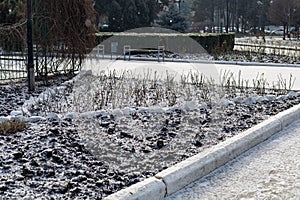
[104,177,166,200]
[104,104,300,200]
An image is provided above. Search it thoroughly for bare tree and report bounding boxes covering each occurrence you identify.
[33,0,96,77]
[268,0,300,39]
[193,0,270,33]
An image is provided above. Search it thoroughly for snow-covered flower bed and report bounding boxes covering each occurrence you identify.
[1,69,300,198]
[8,70,299,171]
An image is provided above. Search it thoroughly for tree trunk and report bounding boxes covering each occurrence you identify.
[211,0,215,32]
[283,25,286,40]
[226,0,229,33]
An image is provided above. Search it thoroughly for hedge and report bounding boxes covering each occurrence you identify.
[188,33,235,53]
[96,32,235,54]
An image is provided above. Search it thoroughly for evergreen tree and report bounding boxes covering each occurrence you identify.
[108,0,123,31]
[158,4,189,32]
[145,0,158,25]
[135,0,150,27]
[95,0,157,31]
[123,0,139,30]
[0,0,25,24]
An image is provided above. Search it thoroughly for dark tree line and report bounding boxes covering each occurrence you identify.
[2,0,299,35]
[193,0,300,35]
[268,0,300,39]
[95,0,194,32]
[193,0,271,33]
[95,0,157,32]
[0,0,25,24]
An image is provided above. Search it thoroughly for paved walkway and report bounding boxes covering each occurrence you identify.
[165,120,300,200]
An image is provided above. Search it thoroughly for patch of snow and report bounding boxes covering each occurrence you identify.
[111,109,123,117]
[63,112,78,120]
[23,96,36,110]
[80,111,98,119]
[276,95,288,101]
[28,116,46,123]
[220,98,235,107]
[62,70,93,86]
[21,107,31,117]
[0,116,11,123]
[138,107,150,114]
[11,115,28,122]
[95,110,108,117]
[266,95,276,101]
[55,86,67,93]
[233,96,244,104]
[199,103,208,110]
[243,96,257,105]
[287,91,297,99]
[10,111,23,116]
[46,113,60,121]
[147,106,165,114]
[44,88,56,97]
[257,96,269,103]
[122,107,136,116]
[183,101,198,112]
[166,106,183,114]
[7,70,87,122]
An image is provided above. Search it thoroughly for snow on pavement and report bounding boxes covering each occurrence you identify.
[165,120,300,200]
[83,59,300,90]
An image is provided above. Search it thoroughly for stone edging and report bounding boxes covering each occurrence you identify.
[104,103,300,200]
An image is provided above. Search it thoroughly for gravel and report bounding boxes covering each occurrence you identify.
[1,73,300,199]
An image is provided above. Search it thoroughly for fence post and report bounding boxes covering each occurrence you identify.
[27,0,35,91]
[158,46,165,62]
[124,45,131,61]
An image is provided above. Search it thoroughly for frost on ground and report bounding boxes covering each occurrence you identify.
[16,71,300,178]
[1,69,300,198]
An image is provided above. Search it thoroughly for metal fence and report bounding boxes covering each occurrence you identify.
[0,50,27,81]
[234,38,300,57]
[0,1,83,82]
[0,19,27,81]
[0,45,82,82]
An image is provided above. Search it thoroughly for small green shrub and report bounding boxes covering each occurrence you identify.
[0,121,27,136]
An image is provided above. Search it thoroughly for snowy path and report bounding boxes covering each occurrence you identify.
[83,59,300,90]
[165,120,300,200]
